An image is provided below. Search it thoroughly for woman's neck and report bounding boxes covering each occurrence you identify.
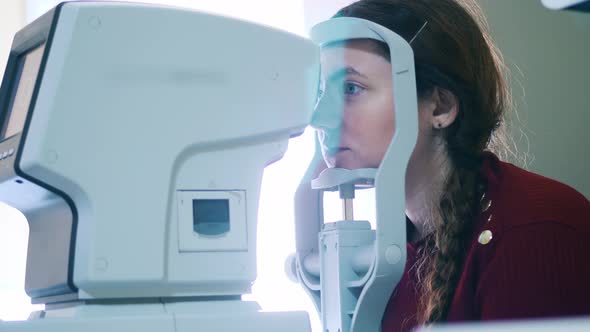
[405,150,451,242]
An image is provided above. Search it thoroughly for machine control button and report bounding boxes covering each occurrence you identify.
[385,245,402,265]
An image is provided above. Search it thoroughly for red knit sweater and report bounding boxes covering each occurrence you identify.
[381,153,590,331]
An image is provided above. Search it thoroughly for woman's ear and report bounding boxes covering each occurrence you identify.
[430,87,459,129]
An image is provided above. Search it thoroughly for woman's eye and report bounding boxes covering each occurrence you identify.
[343,82,364,96]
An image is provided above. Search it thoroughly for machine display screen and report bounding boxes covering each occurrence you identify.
[2,44,45,139]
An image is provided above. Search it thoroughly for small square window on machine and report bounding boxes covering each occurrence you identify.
[178,190,246,252]
[192,199,230,236]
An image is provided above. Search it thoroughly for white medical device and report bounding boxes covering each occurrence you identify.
[286,17,419,332]
[0,2,319,331]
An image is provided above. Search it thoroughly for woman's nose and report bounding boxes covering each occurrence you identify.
[310,91,343,130]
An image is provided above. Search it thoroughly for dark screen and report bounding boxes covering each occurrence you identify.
[193,199,231,236]
[2,43,45,139]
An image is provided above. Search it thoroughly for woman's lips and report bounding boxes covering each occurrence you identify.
[326,147,350,156]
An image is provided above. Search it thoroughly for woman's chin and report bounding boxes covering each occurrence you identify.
[329,153,368,170]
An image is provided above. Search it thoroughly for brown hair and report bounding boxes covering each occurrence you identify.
[334,0,512,325]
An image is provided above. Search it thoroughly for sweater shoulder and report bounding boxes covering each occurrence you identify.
[490,159,589,233]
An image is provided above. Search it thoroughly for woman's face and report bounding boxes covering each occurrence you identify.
[314,40,396,169]
[313,40,440,171]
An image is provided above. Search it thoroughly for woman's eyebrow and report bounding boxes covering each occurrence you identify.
[327,66,368,82]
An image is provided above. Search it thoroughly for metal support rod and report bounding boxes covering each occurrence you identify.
[343,198,354,221]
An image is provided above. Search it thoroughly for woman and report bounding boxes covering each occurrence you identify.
[311,0,590,331]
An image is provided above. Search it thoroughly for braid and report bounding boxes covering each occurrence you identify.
[419,157,485,323]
